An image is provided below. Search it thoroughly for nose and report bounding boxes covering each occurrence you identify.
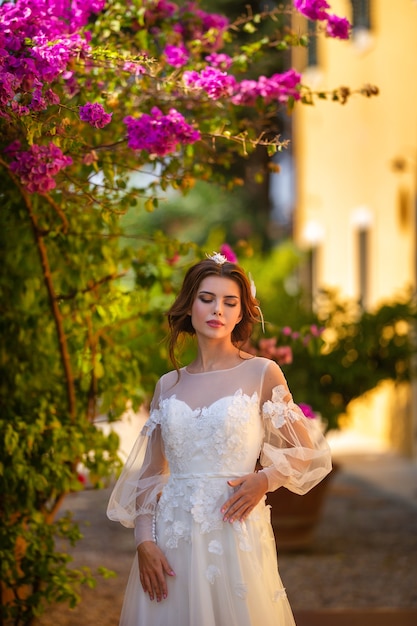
[213,300,222,316]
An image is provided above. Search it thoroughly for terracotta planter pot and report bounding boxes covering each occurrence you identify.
[266,463,338,552]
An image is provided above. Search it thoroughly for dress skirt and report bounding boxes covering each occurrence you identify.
[119,483,296,626]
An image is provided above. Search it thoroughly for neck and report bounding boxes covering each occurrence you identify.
[190,342,242,373]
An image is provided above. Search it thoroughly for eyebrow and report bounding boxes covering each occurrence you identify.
[198,290,239,299]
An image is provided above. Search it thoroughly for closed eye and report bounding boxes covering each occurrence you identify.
[199,297,237,307]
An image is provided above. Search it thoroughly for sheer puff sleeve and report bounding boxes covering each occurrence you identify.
[259,360,332,495]
[106,381,169,545]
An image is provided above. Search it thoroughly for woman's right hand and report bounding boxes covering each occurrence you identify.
[137,541,176,602]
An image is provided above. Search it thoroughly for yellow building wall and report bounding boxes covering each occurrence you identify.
[294,0,417,304]
[292,0,417,455]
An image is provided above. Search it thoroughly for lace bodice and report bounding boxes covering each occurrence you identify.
[152,391,262,477]
[107,357,332,543]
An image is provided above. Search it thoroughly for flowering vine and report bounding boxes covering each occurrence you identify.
[8,142,73,193]
[79,102,113,129]
[124,107,201,157]
[294,0,350,39]
[0,0,376,195]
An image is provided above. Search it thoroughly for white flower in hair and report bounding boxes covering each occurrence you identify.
[248,273,256,298]
[206,252,228,265]
[248,272,265,333]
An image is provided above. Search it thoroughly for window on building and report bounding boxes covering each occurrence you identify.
[351,0,372,30]
[357,228,369,309]
[307,20,318,67]
[306,245,320,311]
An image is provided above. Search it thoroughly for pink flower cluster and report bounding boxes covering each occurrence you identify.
[257,338,294,365]
[293,0,350,39]
[9,141,73,193]
[79,102,112,128]
[183,67,236,100]
[164,44,190,68]
[124,107,201,157]
[281,324,324,345]
[0,0,104,115]
[184,67,301,105]
[205,53,233,71]
[234,69,302,105]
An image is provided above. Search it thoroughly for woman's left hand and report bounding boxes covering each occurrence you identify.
[221,471,268,523]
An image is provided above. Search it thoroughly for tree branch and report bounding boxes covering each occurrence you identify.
[55,271,128,301]
[43,193,69,233]
[0,159,77,422]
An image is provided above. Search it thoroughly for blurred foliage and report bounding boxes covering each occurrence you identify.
[0,177,196,621]
[246,249,416,430]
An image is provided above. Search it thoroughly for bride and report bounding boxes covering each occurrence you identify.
[107,253,332,626]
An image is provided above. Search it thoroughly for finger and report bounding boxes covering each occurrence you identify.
[221,497,238,520]
[235,502,253,521]
[155,558,175,600]
[142,572,155,600]
[228,502,250,522]
[222,493,247,521]
[146,569,164,602]
[140,565,162,601]
[221,486,244,516]
[227,477,244,488]
[162,557,176,578]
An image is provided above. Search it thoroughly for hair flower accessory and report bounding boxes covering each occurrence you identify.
[248,272,256,298]
[220,243,238,263]
[206,251,229,265]
[248,272,265,333]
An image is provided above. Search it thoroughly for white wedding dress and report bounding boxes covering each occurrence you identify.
[107,357,332,626]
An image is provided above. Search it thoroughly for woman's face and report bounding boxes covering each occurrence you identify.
[189,275,243,340]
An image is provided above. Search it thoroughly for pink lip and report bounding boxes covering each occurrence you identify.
[207,320,224,328]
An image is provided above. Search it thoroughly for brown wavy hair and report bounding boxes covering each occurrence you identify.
[167,258,260,369]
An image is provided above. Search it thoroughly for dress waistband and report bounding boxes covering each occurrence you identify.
[169,472,247,480]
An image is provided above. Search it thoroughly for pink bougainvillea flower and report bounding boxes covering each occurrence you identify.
[124,107,200,157]
[294,0,351,40]
[9,142,73,193]
[299,403,316,419]
[205,53,233,70]
[232,69,301,106]
[257,339,293,365]
[325,14,350,39]
[257,69,302,103]
[293,0,330,21]
[123,61,146,76]
[220,243,237,263]
[164,44,189,68]
[79,102,112,128]
[183,67,236,100]
[0,0,102,114]
[274,346,293,365]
